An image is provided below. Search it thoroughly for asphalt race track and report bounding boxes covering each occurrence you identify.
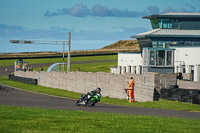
[0,84,200,119]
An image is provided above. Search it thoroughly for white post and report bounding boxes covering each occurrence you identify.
[62,41,65,72]
[194,64,198,82]
[68,32,71,72]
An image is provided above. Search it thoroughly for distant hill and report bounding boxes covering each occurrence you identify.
[0,40,140,58]
[100,40,140,51]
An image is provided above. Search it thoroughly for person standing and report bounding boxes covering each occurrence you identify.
[128,77,135,103]
[40,66,43,72]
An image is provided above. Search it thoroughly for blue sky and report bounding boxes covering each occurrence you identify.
[1,0,200,53]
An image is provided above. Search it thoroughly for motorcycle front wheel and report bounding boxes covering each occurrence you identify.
[76,99,81,106]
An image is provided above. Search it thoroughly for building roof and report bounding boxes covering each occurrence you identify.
[143,12,200,19]
[131,29,200,38]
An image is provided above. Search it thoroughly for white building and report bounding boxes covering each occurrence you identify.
[112,12,200,82]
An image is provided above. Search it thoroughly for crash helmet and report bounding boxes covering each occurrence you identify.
[96,87,101,93]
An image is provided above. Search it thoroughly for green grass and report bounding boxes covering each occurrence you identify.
[0,55,117,66]
[33,62,117,73]
[0,76,200,112]
[0,105,200,133]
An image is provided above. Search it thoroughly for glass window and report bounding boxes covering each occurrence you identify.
[149,51,156,66]
[178,41,184,46]
[166,51,173,66]
[162,23,168,28]
[171,41,178,45]
[193,41,200,46]
[150,19,159,29]
[184,41,192,46]
[158,41,165,48]
[152,41,157,48]
[165,41,171,48]
[156,50,165,66]
[143,49,148,66]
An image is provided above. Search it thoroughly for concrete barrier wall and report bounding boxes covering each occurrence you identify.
[177,80,200,90]
[14,71,177,102]
[182,73,192,81]
[14,71,39,79]
[154,73,177,93]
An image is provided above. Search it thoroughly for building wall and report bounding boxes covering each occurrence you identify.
[118,53,143,74]
[174,47,200,66]
[14,71,177,102]
[116,47,200,82]
[173,47,200,82]
[118,53,142,67]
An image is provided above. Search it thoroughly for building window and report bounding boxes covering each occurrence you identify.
[150,19,159,29]
[150,18,180,29]
[171,41,178,45]
[165,41,171,48]
[184,41,192,46]
[152,41,166,48]
[178,41,184,45]
[143,48,174,67]
[149,51,156,65]
[158,41,165,48]
[193,41,200,46]
[152,41,157,48]
[156,50,165,66]
[143,49,148,66]
[166,51,173,66]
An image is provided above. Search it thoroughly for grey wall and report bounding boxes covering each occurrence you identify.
[177,80,200,90]
[14,71,177,102]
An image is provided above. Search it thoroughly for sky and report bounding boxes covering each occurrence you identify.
[1,0,200,53]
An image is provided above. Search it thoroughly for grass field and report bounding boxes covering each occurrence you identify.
[0,55,117,66]
[33,62,117,73]
[0,105,200,133]
[1,76,200,112]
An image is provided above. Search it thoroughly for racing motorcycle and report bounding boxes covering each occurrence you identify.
[76,92,100,107]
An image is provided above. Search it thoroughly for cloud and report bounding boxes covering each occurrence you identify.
[91,5,113,17]
[69,4,91,17]
[147,6,160,14]
[0,24,25,36]
[44,3,199,18]
[146,5,198,14]
[45,4,91,17]
[185,3,196,11]
[0,23,148,41]
[44,4,147,18]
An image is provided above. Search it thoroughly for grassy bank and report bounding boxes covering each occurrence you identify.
[33,62,117,73]
[0,105,199,133]
[0,55,117,66]
[0,76,200,112]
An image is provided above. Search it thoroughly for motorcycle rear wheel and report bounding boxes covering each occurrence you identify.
[87,98,96,107]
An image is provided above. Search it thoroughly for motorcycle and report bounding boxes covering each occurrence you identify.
[76,92,100,107]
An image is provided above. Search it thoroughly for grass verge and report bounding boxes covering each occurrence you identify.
[33,62,117,73]
[0,105,200,133]
[0,76,200,112]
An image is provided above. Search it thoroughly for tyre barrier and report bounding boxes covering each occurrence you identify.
[161,88,200,104]
[9,74,37,85]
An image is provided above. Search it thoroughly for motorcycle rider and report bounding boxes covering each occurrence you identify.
[80,87,101,105]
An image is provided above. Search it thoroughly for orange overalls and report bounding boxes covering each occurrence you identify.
[128,79,135,103]
[17,64,20,69]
